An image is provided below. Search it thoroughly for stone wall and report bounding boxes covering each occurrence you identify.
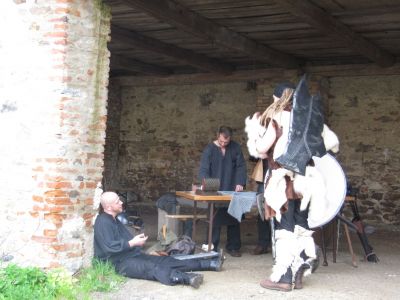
[0,0,110,271]
[107,75,400,225]
[256,75,400,225]
[329,76,400,225]
[109,82,257,201]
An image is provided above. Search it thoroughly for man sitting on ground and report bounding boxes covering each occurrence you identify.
[94,191,225,288]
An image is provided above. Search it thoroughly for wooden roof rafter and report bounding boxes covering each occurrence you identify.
[122,0,302,69]
[111,25,234,74]
[278,0,395,67]
[110,54,172,76]
[115,62,400,86]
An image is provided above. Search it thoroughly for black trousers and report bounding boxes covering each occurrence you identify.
[275,200,309,232]
[256,181,271,248]
[257,216,271,248]
[211,207,241,251]
[115,254,207,285]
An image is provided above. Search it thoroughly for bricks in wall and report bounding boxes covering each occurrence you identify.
[0,0,110,271]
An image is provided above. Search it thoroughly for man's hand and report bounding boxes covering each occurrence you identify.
[235,185,244,192]
[129,233,148,247]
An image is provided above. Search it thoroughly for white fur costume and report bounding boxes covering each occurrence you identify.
[245,112,340,283]
[245,112,340,224]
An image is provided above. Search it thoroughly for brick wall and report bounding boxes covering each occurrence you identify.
[106,82,257,201]
[0,0,110,271]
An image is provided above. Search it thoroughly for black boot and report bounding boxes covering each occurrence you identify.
[300,247,320,273]
[294,250,314,289]
[294,264,309,289]
[199,249,226,271]
[311,246,321,273]
[209,249,226,271]
[184,273,204,289]
[170,271,204,289]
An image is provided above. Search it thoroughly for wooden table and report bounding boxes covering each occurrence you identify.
[175,191,232,251]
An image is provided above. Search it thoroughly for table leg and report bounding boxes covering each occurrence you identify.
[192,201,197,240]
[321,226,328,266]
[207,202,214,252]
[333,218,337,263]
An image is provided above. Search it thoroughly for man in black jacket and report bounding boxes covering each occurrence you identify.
[198,126,247,257]
[94,191,225,288]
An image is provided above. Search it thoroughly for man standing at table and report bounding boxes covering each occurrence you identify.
[198,126,247,257]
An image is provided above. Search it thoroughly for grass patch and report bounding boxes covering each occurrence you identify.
[0,259,126,300]
[76,259,126,294]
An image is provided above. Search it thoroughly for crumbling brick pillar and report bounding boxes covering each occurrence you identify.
[0,0,110,271]
[103,80,122,191]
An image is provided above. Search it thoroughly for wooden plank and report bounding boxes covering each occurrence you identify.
[279,0,395,67]
[333,5,400,17]
[304,62,400,77]
[214,14,297,26]
[184,0,276,7]
[186,0,275,10]
[123,0,301,68]
[247,28,321,40]
[110,54,172,75]
[111,25,234,74]
[114,68,292,86]
[175,191,232,201]
[113,63,400,86]
[193,5,288,19]
[166,214,207,219]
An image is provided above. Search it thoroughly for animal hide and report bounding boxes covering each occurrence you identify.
[264,168,294,222]
[244,114,266,158]
[271,111,290,160]
[322,124,340,153]
[293,166,328,226]
[270,229,297,282]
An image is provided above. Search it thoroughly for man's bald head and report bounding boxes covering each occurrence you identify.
[100,192,123,217]
[100,191,118,206]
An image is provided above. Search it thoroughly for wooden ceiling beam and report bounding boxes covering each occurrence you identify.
[113,63,400,86]
[111,25,234,74]
[278,0,395,67]
[110,54,172,76]
[122,0,301,69]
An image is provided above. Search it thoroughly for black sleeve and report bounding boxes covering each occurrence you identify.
[94,215,131,257]
[234,145,247,186]
[198,144,212,181]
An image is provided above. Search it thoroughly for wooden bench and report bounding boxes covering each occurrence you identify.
[165,214,207,221]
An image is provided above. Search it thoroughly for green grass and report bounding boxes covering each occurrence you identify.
[76,259,126,295]
[0,259,126,300]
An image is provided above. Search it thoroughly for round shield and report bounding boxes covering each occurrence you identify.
[308,153,347,229]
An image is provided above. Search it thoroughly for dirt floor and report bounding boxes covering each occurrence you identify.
[93,212,400,300]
